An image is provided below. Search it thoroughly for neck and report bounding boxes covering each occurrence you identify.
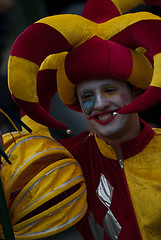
[97,115,141,160]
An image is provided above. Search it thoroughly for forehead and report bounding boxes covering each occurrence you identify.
[76,78,127,94]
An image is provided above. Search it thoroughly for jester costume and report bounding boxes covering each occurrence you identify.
[59,119,161,240]
[1,0,161,239]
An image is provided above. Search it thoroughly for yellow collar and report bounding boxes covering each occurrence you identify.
[95,133,117,160]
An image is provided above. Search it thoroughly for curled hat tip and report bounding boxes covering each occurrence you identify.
[14,97,68,130]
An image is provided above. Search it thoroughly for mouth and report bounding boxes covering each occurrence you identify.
[88,111,118,125]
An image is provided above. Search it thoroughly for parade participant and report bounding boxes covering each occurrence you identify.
[5,0,161,239]
[57,36,161,240]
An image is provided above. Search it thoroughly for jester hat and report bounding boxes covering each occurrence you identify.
[8,0,161,128]
[57,36,153,111]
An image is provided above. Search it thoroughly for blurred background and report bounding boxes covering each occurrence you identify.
[0,1,161,239]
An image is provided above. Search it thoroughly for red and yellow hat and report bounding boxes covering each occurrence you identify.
[57,36,153,111]
[8,0,161,128]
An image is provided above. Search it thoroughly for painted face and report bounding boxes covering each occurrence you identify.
[76,78,137,139]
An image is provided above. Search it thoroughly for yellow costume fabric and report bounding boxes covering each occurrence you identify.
[96,127,161,240]
[0,116,87,239]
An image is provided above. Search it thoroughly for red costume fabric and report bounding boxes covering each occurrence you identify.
[59,120,160,240]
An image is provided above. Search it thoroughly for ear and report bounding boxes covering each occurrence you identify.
[132,86,144,99]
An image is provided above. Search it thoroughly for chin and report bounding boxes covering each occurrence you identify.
[95,128,116,138]
[95,123,126,139]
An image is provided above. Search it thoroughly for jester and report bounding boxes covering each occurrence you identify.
[1,0,161,239]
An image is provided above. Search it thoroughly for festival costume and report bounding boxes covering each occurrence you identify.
[0,117,87,239]
[60,120,161,240]
[2,0,161,239]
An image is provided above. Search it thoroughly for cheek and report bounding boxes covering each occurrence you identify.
[119,93,131,104]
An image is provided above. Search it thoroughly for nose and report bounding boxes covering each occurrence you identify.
[94,93,110,110]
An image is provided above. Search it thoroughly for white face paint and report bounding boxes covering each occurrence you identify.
[76,78,139,140]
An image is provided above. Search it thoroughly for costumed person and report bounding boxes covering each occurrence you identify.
[4,0,161,239]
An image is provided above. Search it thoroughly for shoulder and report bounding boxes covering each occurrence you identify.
[153,127,161,135]
[147,127,161,149]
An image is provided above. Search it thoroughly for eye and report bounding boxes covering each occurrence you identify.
[104,86,117,94]
[81,92,96,115]
[81,92,94,101]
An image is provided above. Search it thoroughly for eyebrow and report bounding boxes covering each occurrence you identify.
[79,89,94,95]
[79,83,117,94]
